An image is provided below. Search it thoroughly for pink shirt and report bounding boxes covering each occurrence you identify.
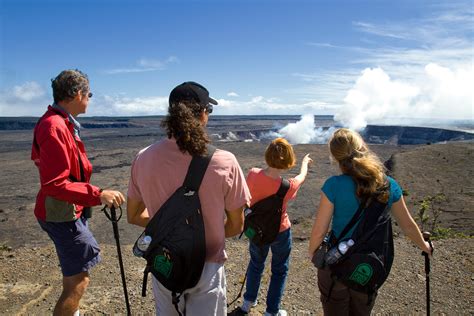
[128,138,251,263]
[246,168,303,232]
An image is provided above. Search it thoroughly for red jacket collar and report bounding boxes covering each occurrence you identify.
[48,105,68,118]
[46,105,76,134]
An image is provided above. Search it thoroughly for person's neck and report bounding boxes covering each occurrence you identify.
[56,101,78,117]
[264,167,282,179]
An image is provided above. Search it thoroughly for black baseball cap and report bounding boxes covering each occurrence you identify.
[169,81,218,111]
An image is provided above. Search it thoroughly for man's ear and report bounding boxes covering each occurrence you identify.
[199,110,208,125]
[73,90,83,101]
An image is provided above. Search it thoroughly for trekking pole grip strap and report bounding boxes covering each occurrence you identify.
[101,205,123,223]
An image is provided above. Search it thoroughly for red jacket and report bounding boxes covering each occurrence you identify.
[31,106,102,221]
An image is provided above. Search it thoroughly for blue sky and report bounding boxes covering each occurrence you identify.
[0,0,472,126]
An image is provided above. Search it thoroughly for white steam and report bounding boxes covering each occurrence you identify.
[335,63,474,130]
[273,114,336,144]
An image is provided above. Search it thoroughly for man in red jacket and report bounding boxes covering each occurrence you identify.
[32,69,125,316]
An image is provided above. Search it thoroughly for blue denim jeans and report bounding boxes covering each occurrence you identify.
[243,228,292,314]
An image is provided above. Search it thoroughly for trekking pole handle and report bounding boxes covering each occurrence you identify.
[422,231,431,241]
[422,232,432,274]
[423,232,433,253]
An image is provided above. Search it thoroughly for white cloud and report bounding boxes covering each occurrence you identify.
[87,95,169,116]
[104,68,157,74]
[0,81,47,116]
[353,21,410,40]
[0,83,171,116]
[298,3,473,124]
[166,56,179,63]
[138,58,164,68]
[227,92,239,97]
[213,95,335,116]
[306,42,339,48]
[291,69,360,103]
[104,56,179,74]
[12,82,45,102]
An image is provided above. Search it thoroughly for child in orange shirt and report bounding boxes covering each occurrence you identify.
[238,138,312,316]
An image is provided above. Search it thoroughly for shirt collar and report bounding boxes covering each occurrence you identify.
[52,103,82,137]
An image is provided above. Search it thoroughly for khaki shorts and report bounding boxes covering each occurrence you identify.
[152,262,226,315]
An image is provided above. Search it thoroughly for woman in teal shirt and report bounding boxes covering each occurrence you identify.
[308,128,432,316]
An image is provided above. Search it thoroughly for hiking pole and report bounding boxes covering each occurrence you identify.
[102,205,132,316]
[227,266,249,308]
[422,232,433,316]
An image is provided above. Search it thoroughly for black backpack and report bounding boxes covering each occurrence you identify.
[327,181,393,302]
[242,179,290,247]
[138,145,216,315]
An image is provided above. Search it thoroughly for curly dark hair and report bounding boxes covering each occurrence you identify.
[161,101,210,156]
[51,69,89,103]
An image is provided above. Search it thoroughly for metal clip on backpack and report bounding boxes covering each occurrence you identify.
[138,145,216,316]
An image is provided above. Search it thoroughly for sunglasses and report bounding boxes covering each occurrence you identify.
[88,92,93,98]
[205,104,213,114]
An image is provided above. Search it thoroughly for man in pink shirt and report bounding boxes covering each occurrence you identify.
[127,81,251,315]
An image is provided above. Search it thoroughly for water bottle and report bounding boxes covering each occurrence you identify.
[133,233,152,257]
[244,207,253,217]
[324,239,355,265]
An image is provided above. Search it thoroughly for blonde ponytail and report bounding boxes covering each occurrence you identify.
[329,128,386,198]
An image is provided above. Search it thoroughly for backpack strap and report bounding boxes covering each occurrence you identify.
[275,179,290,199]
[182,145,217,191]
[335,197,367,243]
[168,145,216,315]
[172,292,183,316]
[334,178,391,243]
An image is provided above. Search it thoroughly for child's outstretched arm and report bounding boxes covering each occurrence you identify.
[295,154,313,183]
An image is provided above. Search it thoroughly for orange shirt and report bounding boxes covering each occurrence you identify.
[246,168,303,232]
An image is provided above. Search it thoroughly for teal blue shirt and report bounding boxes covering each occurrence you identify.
[322,175,402,239]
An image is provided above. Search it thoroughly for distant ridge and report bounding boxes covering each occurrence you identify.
[0,116,472,146]
[363,125,474,145]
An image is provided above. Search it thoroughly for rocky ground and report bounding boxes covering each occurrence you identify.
[0,127,473,315]
[0,238,472,315]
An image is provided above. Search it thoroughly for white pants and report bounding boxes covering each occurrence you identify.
[152,262,227,316]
